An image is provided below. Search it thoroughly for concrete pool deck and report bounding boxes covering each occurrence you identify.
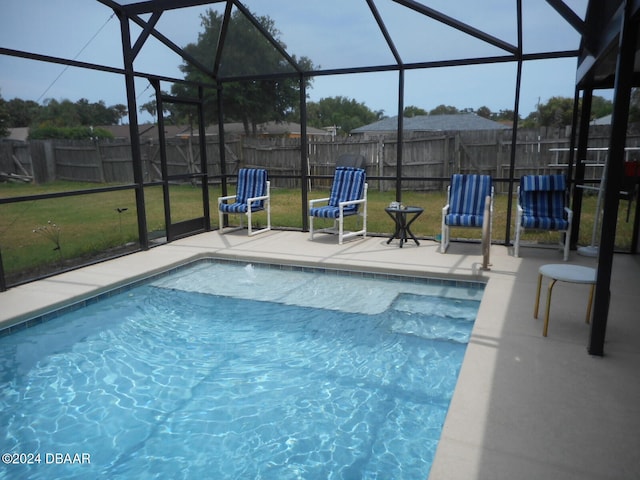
[1,230,639,479]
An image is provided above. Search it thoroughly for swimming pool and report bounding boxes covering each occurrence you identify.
[0,260,483,479]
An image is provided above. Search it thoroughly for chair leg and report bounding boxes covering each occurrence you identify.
[534,272,543,319]
[266,200,271,232]
[362,203,367,239]
[441,223,448,253]
[514,206,523,257]
[563,232,570,261]
[481,197,491,269]
[440,207,447,253]
[543,279,557,337]
[247,209,271,236]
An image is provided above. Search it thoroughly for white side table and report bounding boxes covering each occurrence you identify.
[534,264,597,337]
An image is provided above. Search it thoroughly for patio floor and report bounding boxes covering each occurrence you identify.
[1,230,639,480]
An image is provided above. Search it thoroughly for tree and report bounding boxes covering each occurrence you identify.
[172,8,315,134]
[303,96,383,135]
[429,104,460,115]
[591,95,613,121]
[139,99,158,120]
[75,98,121,126]
[520,95,613,128]
[28,98,124,128]
[403,105,427,117]
[3,97,41,127]
[1,96,125,129]
[544,96,575,127]
[476,106,492,119]
[112,104,128,125]
[34,99,80,127]
[491,109,518,124]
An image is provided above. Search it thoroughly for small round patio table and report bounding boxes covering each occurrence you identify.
[385,206,423,247]
[534,264,596,337]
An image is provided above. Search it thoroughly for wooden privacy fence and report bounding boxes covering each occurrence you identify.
[2,125,638,192]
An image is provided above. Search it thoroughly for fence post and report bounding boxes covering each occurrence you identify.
[443,134,450,188]
[377,138,383,192]
[95,139,106,183]
[43,140,56,182]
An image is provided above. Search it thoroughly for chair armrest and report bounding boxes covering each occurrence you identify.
[247,194,269,208]
[338,197,366,208]
[442,203,450,215]
[564,206,573,221]
[248,194,269,202]
[483,196,492,221]
[218,194,237,204]
[309,197,330,208]
[515,204,523,225]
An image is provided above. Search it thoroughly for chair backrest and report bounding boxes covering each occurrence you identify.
[328,167,366,209]
[235,168,268,206]
[520,174,566,219]
[449,174,492,216]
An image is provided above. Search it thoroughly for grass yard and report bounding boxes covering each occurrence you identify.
[0,181,635,285]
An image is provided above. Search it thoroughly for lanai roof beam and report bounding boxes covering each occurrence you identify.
[393,0,518,55]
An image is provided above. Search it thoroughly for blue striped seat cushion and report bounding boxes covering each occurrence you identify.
[445,174,492,227]
[219,202,257,214]
[310,167,366,219]
[219,168,267,213]
[309,205,356,219]
[446,213,485,227]
[519,175,568,230]
[520,215,569,230]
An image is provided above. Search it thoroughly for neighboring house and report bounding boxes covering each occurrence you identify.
[100,124,183,141]
[246,121,331,139]
[3,127,29,142]
[591,114,612,125]
[351,113,509,137]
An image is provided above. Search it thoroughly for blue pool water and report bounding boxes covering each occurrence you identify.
[0,261,483,479]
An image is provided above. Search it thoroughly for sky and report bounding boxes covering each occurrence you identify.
[0,0,607,125]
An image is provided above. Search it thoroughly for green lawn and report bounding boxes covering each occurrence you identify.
[0,181,634,284]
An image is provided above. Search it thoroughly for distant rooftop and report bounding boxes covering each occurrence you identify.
[351,113,509,134]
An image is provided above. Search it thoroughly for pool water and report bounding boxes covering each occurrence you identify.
[0,261,482,479]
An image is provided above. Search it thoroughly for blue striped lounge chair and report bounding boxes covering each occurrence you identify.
[441,174,494,254]
[218,168,271,236]
[309,167,368,244]
[515,174,572,261]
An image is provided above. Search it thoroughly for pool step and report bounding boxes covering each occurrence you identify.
[388,294,478,343]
